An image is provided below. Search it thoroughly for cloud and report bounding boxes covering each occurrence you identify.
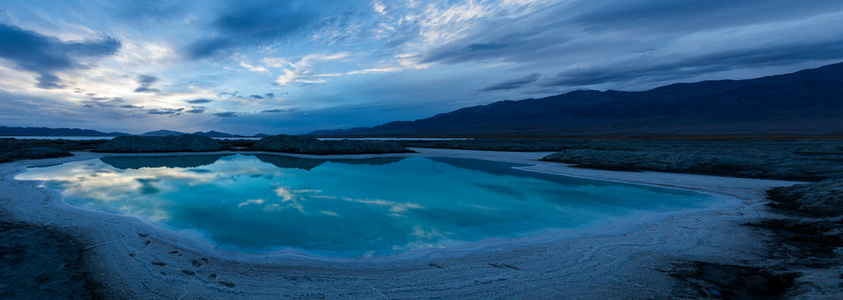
[186,98,213,104]
[36,74,66,89]
[214,111,237,117]
[133,75,161,93]
[270,52,351,86]
[478,73,540,91]
[423,42,515,64]
[0,23,121,89]
[120,104,143,109]
[261,108,298,113]
[185,108,205,114]
[148,108,183,115]
[186,1,375,59]
[187,38,234,59]
[187,2,313,58]
[539,39,843,87]
[104,0,189,23]
[239,61,270,74]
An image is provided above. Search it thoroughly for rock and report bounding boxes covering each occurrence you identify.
[249,135,334,153]
[249,134,412,155]
[94,135,224,153]
[0,139,72,162]
[767,179,843,217]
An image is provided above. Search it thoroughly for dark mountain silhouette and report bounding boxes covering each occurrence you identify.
[0,126,129,136]
[310,62,843,137]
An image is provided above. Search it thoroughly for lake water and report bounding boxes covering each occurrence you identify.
[17,154,712,257]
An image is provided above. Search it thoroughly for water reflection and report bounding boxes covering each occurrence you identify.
[100,155,226,170]
[101,154,406,171]
[16,154,712,257]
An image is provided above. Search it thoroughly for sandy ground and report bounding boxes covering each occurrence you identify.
[0,149,808,298]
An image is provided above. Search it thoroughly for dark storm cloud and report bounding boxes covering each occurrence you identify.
[214,112,237,117]
[186,98,213,104]
[540,39,843,87]
[0,23,120,89]
[133,75,161,93]
[478,73,540,91]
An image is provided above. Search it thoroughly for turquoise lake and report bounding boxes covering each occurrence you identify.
[17,154,713,257]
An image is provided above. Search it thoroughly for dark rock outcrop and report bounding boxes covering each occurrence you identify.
[767,179,843,217]
[94,135,224,153]
[539,139,843,181]
[249,134,412,155]
[0,139,73,162]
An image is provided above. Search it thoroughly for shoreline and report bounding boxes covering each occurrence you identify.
[0,149,804,298]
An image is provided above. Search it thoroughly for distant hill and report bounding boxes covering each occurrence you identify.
[141,130,242,137]
[0,126,130,136]
[140,130,187,136]
[310,62,843,137]
[0,127,251,137]
[194,131,242,137]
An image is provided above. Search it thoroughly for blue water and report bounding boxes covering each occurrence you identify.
[17,154,712,257]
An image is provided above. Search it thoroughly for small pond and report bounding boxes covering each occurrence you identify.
[17,154,713,257]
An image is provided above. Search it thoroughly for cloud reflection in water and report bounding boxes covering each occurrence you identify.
[17,154,711,256]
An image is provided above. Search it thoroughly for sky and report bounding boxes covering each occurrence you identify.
[1,0,842,135]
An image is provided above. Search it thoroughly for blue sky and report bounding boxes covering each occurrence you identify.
[1,0,842,135]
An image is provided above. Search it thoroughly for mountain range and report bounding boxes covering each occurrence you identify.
[0,126,130,137]
[310,62,843,137]
[0,127,245,137]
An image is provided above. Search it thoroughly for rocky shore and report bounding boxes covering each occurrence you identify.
[250,134,412,154]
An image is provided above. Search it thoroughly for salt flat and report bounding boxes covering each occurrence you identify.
[0,149,807,298]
